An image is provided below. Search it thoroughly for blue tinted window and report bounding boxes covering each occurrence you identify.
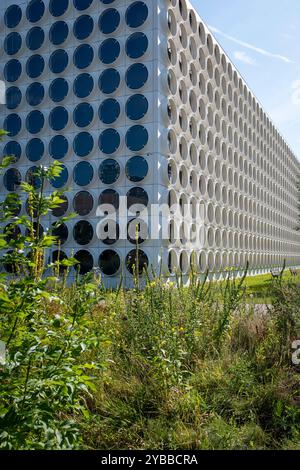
[99,159,120,184]
[51,165,68,188]
[73,103,94,127]
[126,156,148,182]
[49,21,69,45]
[5,33,22,56]
[126,2,148,28]
[4,114,21,137]
[126,32,148,59]
[4,141,22,162]
[74,0,93,10]
[73,44,94,69]
[126,249,148,275]
[6,87,22,110]
[26,110,45,134]
[49,78,69,102]
[99,189,119,210]
[26,54,44,78]
[49,49,68,73]
[126,125,148,151]
[49,106,69,131]
[26,138,44,162]
[73,73,94,98]
[99,68,120,94]
[126,94,148,121]
[127,187,149,209]
[99,129,120,154]
[73,191,94,215]
[99,250,120,276]
[26,166,42,189]
[4,168,21,191]
[49,135,69,159]
[4,60,22,83]
[5,5,22,28]
[26,0,45,23]
[99,38,120,64]
[26,82,45,106]
[74,250,94,274]
[74,161,94,186]
[99,8,120,34]
[49,0,69,17]
[99,98,120,124]
[74,221,94,245]
[73,132,94,157]
[74,15,94,40]
[26,27,45,51]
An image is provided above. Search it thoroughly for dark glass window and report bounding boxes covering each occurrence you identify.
[51,250,68,273]
[73,191,94,216]
[4,224,21,243]
[4,141,21,162]
[99,68,120,94]
[26,166,42,189]
[126,249,148,275]
[74,250,94,274]
[127,187,149,210]
[99,159,120,184]
[26,0,45,23]
[99,38,120,64]
[126,2,148,28]
[4,59,22,83]
[25,222,44,239]
[101,221,120,245]
[99,129,120,154]
[51,165,68,188]
[5,32,22,56]
[49,21,69,45]
[99,250,120,276]
[126,63,148,90]
[74,0,93,10]
[73,103,94,128]
[26,82,45,106]
[49,135,68,159]
[99,189,119,211]
[73,132,94,157]
[100,0,116,3]
[26,54,44,78]
[126,156,148,182]
[5,5,22,28]
[99,98,120,124]
[99,8,120,34]
[74,15,94,40]
[125,32,148,59]
[26,27,45,51]
[26,138,44,162]
[26,110,45,134]
[4,114,21,137]
[73,161,94,186]
[73,220,93,245]
[127,218,148,244]
[4,168,21,191]
[126,125,148,151]
[126,94,148,121]
[52,222,68,245]
[73,73,94,98]
[49,0,69,17]
[49,78,69,102]
[49,106,68,131]
[52,195,68,217]
[73,44,94,69]
[6,87,22,110]
[49,49,68,74]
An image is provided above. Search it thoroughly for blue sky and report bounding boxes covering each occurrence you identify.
[191,0,300,159]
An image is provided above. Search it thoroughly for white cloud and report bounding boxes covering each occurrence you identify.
[233,51,257,66]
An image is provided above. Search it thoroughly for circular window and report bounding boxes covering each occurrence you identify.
[126,156,148,182]
[49,21,69,45]
[4,168,21,191]
[99,189,119,211]
[99,68,120,94]
[49,78,69,102]
[4,141,21,162]
[100,220,119,246]
[99,129,120,154]
[49,0,69,17]
[49,106,69,131]
[26,0,45,23]
[26,27,45,51]
[126,32,148,59]
[73,73,94,98]
[5,32,22,56]
[26,54,44,78]
[4,114,22,137]
[126,94,148,121]
[5,5,22,28]
[26,138,44,162]
[26,166,42,189]
[73,132,94,157]
[99,250,120,276]
[4,224,21,244]
[73,161,94,186]
[99,38,120,64]
[126,125,148,151]
[52,195,68,217]
[49,49,68,73]
[4,59,22,83]
[74,250,94,274]
[74,15,94,40]
[126,63,148,89]
[6,87,22,110]
[126,249,148,276]
[99,8,120,34]
[99,98,120,124]
[73,220,94,245]
[73,44,94,69]
[51,250,68,273]
[52,222,68,245]
[73,191,93,216]
[74,0,93,10]
[51,165,68,188]
[126,2,148,28]
[49,135,68,159]
[4,194,22,216]
[127,218,148,244]
[73,103,94,127]
[127,187,149,209]
[99,159,120,185]
[26,82,45,106]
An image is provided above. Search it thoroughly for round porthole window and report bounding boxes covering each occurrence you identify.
[52,222,68,245]
[127,218,148,244]
[49,21,69,45]
[99,98,120,124]
[125,125,148,151]
[73,103,94,127]
[126,94,148,121]
[4,141,22,162]
[73,132,94,157]
[26,27,45,51]
[125,2,148,28]
[99,68,120,94]
[99,250,120,276]
[52,195,68,217]
[5,32,22,56]
[99,129,120,154]
[26,55,44,78]
[51,165,68,188]
[98,8,120,34]
[49,49,68,73]
[49,106,69,131]
[126,249,148,276]
[99,38,120,64]
[99,189,119,211]
[26,0,45,23]
[49,0,69,17]
[51,250,68,273]
[99,159,120,185]
[73,73,94,98]
[73,15,94,40]
[4,114,22,137]
[49,135,68,160]
[73,161,94,186]
[127,187,149,210]
[126,156,148,182]
[26,166,42,189]
[4,168,21,191]
[125,32,148,59]
[73,44,94,69]
[26,82,45,106]
[4,60,22,83]
[73,220,94,245]
[5,5,22,28]
[26,138,44,162]
[74,250,94,274]
[73,191,94,216]
[26,110,44,134]
[126,63,148,89]
[6,87,22,110]
[49,78,69,102]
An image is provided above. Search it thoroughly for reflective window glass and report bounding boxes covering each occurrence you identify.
[52,195,68,217]
[126,2,148,28]
[73,44,94,69]
[73,132,94,157]
[4,114,21,137]
[49,106,68,131]
[26,110,45,134]
[99,159,120,184]
[73,191,93,216]
[4,141,21,162]
[4,168,21,191]
[26,138,44,162]
[49,21,69,45]
[26,166,42,189]
[126,156,148,182]
[126,94,148,121]
[99,189,119,211]
[73,103,94,127]
[5,5,22,28]
[125,32,148,58]
[74,250,94,274]
[127,218,148,244]
[49,78,69,102]
[99,129,120,154]
[126,249,148,275]
[99,68,120,94]
[51,165,68,188]
[99,250,120,276]
[26,27,45,51]
[4,59,22,83]
[49,135,68,159]
[49,0,69,17]
[99,98,120,124]
[99,38,120,64]
[52,222,68,245]
[73,73,94,98]
[126,63,148,90]
[98,8,120,34]
[6,87,22,110]
[49,49,68,73]
[127,187,149,210]
[73,161,94,186]
[74,0,93,10]
[26,82,45,106]
[73,220,93,245]
[126,125,148,151]
[74,15,94,40]
[5,32,22,56]
[26,0,45,23]
[26,54,44,78]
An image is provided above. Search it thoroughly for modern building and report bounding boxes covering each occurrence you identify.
[0,0,300,286]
